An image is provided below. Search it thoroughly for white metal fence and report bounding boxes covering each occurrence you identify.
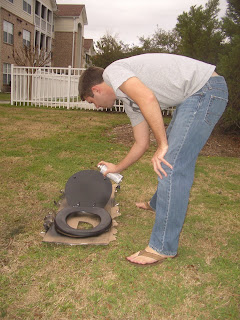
[11,65,124,112]
[11,65,173,115]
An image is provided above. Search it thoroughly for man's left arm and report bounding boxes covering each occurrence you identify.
[119,77,173,178]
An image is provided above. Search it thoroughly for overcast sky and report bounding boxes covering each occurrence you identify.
[56,0,228,45]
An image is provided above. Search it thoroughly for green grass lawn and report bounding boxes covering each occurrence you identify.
[0,93,10,101]
[0,105,239,320]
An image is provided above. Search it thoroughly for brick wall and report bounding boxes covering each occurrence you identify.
[0,8,34,92]
[53,31,73,68]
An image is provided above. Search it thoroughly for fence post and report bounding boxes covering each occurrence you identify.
[11,64,14,105]
[67,65,71,109]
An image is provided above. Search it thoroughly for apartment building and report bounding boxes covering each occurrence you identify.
[0,1,94,92]
[54,4,87,68]
[0,0,57,92]
[34,0,57,54]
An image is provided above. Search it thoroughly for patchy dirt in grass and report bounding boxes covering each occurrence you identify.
[0,118,60,140]
[107,124,240,158]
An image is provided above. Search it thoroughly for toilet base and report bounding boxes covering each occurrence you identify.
[42,185,120,246]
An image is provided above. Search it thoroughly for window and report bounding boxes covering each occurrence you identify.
[3,21,13,45]
[46,36,52,52]
[35,30,40,48]
[41,5,46,20]
[23,29,31,47]
[47,10,52,23]
[8,0,14,3]
[35,0,40,16]
[3,63,11,85]
[86,54,90,64]
[23,0,32,14]
[40,33,45,50]
[46,37,50,52]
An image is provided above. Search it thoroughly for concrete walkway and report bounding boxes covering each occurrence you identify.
[0,100,10,104]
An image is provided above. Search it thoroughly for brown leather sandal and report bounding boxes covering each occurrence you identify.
[126,249,178,267]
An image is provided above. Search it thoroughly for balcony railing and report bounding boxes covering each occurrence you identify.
[35,15,52,35]
[41,19,46,31]
[35,15,40,27]
[47,23,51,34]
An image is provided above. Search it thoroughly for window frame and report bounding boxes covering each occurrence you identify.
[47,9,52,23]
[23,29,31,47]
[23,0,32,15]
[3,63,11,85]
[3,20,14,45]
[41,5,46,20]
[35,0,40,16]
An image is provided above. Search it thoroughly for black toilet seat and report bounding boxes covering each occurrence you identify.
[54,206,112,238]
[54,170,113,238]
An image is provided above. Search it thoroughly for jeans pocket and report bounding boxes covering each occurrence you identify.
[204,95,228,126]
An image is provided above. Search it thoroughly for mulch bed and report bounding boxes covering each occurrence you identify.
[108,124,240,158]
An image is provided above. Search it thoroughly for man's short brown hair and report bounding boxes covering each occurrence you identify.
[78,66,104,100]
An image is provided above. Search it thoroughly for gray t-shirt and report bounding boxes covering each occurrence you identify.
[103,53,215,126]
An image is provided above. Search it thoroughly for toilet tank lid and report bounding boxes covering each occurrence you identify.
[65,170,112,208]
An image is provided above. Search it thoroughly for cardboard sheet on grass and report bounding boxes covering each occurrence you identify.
[42,184,120,245]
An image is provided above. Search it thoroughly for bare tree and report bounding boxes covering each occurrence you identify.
[12,45,52,67]
[12,45,52,101]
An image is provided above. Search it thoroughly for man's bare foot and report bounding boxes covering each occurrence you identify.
[136,202,154,211]
[126,246,176,265]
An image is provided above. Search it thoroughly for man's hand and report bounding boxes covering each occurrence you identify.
[151,146,173,179]
[98,161,119,176]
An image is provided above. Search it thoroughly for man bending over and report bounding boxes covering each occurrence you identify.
[78,53,228,266]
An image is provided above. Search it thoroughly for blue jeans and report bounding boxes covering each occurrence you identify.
[149,76,228,256]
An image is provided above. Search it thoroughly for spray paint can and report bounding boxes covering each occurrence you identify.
[98,165,123,184]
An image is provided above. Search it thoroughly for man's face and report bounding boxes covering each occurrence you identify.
[85,84,116,109]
